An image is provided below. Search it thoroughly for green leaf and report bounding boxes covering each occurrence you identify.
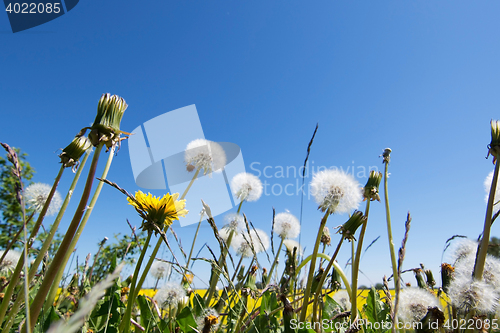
[192,293,205,317]
[176,306,197,333]
[42,306,61,332]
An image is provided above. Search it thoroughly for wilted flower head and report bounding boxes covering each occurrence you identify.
[231,229,269,257]
[59,135,92,170]
[484,171,500,215]
[24,183,62,216]
[0,250,21,275]
[274,212,300,239]
[321,226,331,246]
[185,139,226,175]
[397,288,440,325]
[283,239,304,256]
[153,282,186,309]
[363,170,382,201]
[223,213,245,232]
[448,276,498,314]
[88,93,128,149]
[150,260,171,280]
[231,172,263,202]
[310,169,362,214]
[196,308,220,333]
[127,191,188,232]
[333,290,351,311]
[336,211,366,241]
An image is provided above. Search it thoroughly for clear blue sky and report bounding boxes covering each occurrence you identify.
[1,0,500,288]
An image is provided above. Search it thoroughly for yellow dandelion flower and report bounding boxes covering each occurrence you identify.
[127,191,188,232]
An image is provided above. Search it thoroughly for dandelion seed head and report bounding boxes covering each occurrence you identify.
[333,290,351,311]
[0,250,21,275]
[153,282,186,309]
[274,212,300,239]
[150,260,171,280]
[25,183,62,216]
[283,239,303,256]
[448,276,498,313]
[448,238,478,265]
[310,170,362,214]
[196,308,220,332]
[223,213,245,232]
[185,139,226,175]
[231,229,269,257]
[397,288,440,325]
[231,172,263,202]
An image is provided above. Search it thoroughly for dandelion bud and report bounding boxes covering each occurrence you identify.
[417,307,445,333]
[424,269,436,288]
[245,265,258,290]
[363,171,382,201]
[440,263,454,294]
[336,211,366,241]
[59,135,92,170]
[414,269,427,289]
[88,93,128,149]
[321,226,331,246]
[382,148,392,164]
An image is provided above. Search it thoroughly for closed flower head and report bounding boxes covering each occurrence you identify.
[231,172,263,202]
[59,135,92,171]
[185,139,226,175]
[127,191,188,232]
[310,169,362,214]
[274,212,300,239]
[25,183,62,216]
[89,93,128,149]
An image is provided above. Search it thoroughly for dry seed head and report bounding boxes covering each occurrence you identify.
[273,212,300,239]
[184,139,226,175]
[24,183,62,216]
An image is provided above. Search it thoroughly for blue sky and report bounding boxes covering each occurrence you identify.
[1,0,500,288]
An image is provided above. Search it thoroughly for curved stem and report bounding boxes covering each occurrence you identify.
[266,238,284,285]
[299,210,330,322]
[351,199,371,323]
[384,162,399,289]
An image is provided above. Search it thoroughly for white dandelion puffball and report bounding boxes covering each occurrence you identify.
[24,183,62,216]
[223,213,245,232]
[231,172,263,202]
[185,139,226,175]
[0,250,21,274]
[274,212,300,239]
[283,239,304,256]
[448,276,498,314]
[397,288,440,324]
[150,260,171,280]
[153,282,186,309]
[231,229,270,257]
[448,238,478,265]
[196,308,220,332]
[333,290,351,311]
[310,169,362,214]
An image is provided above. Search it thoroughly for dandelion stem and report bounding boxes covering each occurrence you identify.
[384,161,399,290]
[23,143,104,333]
[231,255,245,283]
[186,214,204,270]
[351,199,371,323]
[266,237,284,285]
[299,210,330,322]
[474,159,500,279]
[120,232,153,333]
[181,167,201,200]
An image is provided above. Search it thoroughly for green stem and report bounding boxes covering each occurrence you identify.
[181,168,201,200]
[299,210,329,322]
[120,232,153,333]
[474,160,500,279]
[44,146,115,314]
[0,211,34,266]
[132,233,163,302]
[384,161,399,289]
[266,238,284,285]
[2,151,90,332]
[350,199,371,323]
[312,236,344,324]
[0,164,65,328]
[231,255,244,283]
[186,215,204,269]
[24,143,104,333]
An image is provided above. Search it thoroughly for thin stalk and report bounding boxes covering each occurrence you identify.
[132,233,163,302]
[350,199,371,323]
[0,212,32,265]
[44,146,115,313]
[384,161,399,289]
[231,256,244,283]
[186,214,204,269]
[24,143,104,332]
[474,160,500,279]
[299,210,330,322]
[0,165,65,328]
[266,237,284,285]
[120,232,153,333]
[2,151,90,332]
[312,235,345,324]
[181,167,201,200]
